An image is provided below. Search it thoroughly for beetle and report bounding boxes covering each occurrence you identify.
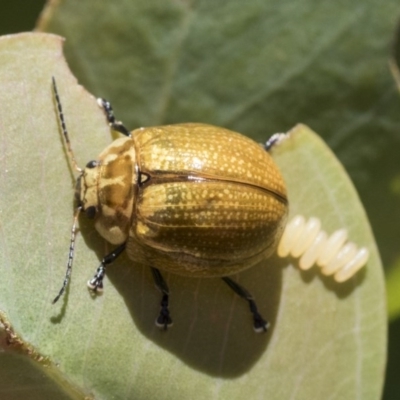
[51,77,288,332]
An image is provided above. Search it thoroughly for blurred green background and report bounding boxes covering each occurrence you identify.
[0,0,43,35]
[0,0,398,398]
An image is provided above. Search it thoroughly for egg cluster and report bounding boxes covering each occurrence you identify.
[278,215,369,282]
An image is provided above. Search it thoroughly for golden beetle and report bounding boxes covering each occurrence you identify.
[52,78,288,332]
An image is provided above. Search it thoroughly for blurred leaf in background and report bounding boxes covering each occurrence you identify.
[0,0,44,35]
[387,19,400,322]
[385,18,400,400]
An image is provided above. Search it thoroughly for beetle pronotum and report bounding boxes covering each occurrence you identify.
[51,78,290,333]
[278,215,369,281]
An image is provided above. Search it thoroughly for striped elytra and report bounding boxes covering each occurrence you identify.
[127,124,288,277]
[80,124,289,277]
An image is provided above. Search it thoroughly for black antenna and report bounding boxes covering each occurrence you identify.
[52,207,81,303]
[51,77,83,303]
[52,77,82,173]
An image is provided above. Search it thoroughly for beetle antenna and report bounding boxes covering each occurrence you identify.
[53,206,82,304]
[52,77,82,173]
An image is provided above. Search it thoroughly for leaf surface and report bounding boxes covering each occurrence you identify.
[0,33,386,400]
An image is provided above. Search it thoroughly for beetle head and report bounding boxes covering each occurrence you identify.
[78,137,137,245]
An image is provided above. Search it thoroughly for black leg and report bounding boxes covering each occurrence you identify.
[87,243,126,292]
[151,267,173,330]
[222,277,269,333]
[97,98,131,137]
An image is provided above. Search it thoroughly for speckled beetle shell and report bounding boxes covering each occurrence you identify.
[81,123,288,277]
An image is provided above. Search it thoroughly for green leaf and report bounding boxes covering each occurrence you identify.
[0,33,385,400]
[0,32,108,400]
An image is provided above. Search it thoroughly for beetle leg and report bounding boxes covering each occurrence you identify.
[151,267,173,330]
[87,243,126,292]
[264,133,287,151]
[97,98,131,137]
[222,277,269,333]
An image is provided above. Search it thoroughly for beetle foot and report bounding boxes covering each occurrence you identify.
[248,298,269,333]
[264,133,287,151]
[87,264,106,293]
[155,312,173,330]
[253,313,270,333]
[155,294,173,330]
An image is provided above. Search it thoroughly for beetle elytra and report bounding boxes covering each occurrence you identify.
[51,78,288,332]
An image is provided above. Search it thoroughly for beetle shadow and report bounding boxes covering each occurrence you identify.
[49,283,70,324]
[287,257,367,298]
[110,259,282,377]
[77,215,283,378]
